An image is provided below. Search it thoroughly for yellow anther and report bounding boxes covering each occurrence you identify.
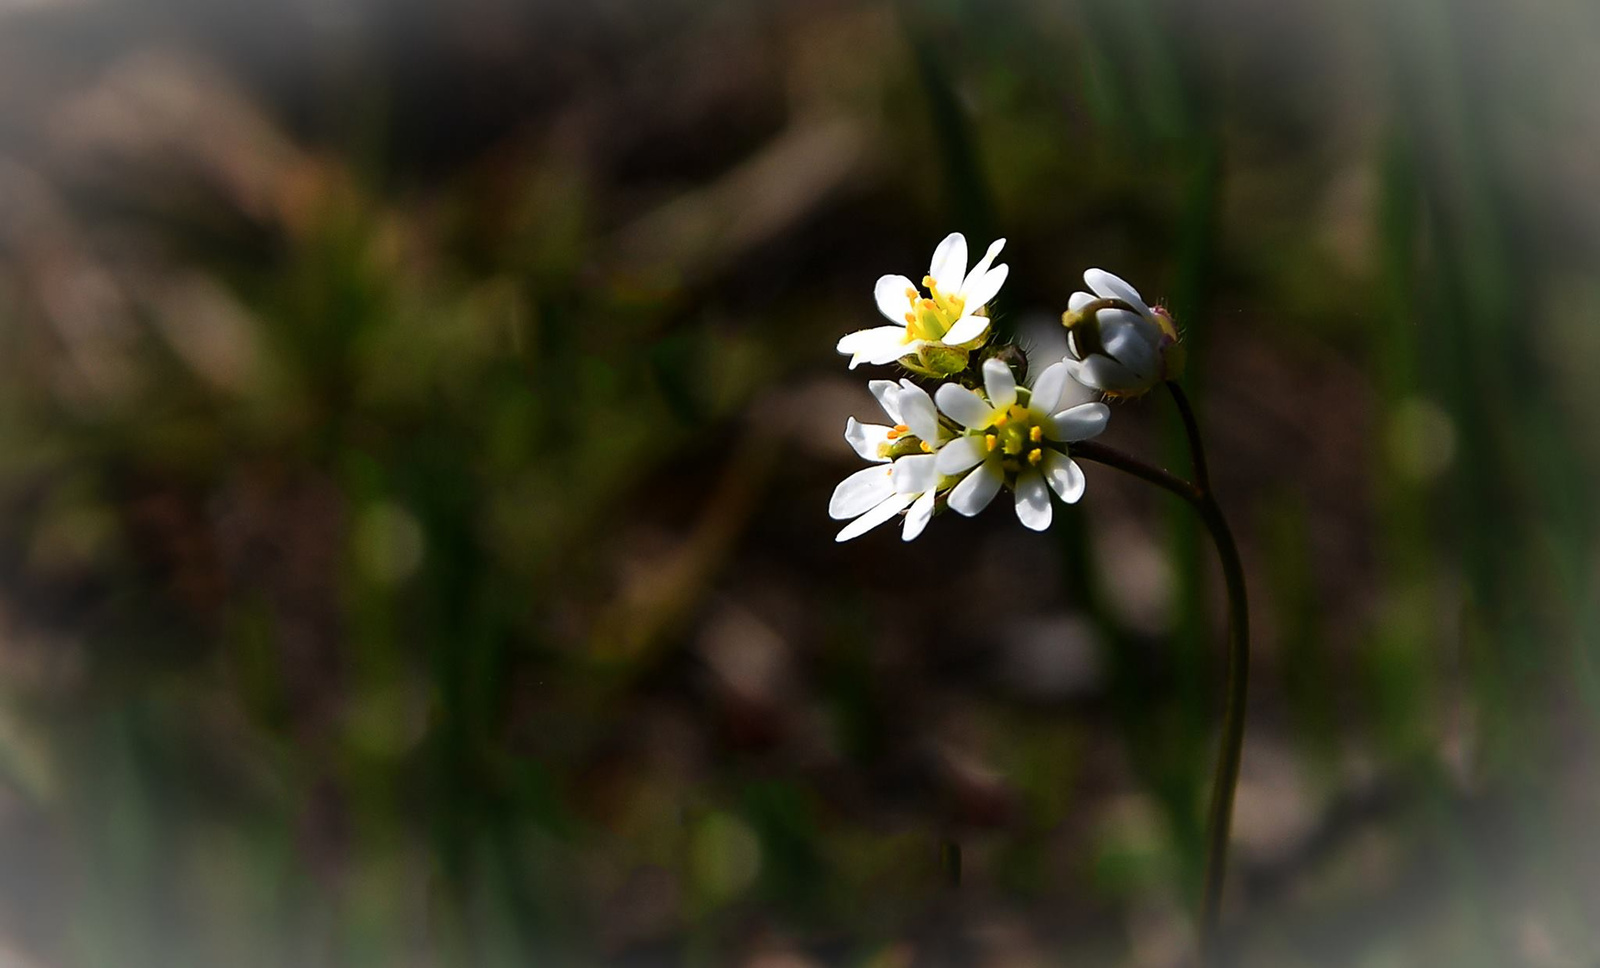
[920,440,932,453]
[886,423,909,440]
[1028,448,1043,466]
[993,412,1008,427]
[922,274,937,290]
[903,312,916,325]
[984,434,998,452]
[904,287,918,300]
[1029,425,1043,443]
[921,299,937,311]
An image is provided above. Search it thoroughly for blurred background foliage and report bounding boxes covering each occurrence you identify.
[0,0,1597,964]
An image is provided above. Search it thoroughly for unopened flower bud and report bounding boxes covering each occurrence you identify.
[1060,269,1183,397]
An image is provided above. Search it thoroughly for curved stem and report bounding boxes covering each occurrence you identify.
[1075,394,1250,965]
[1071,441,1202,508]
[1191,493,1247,964]
[1167,382,1211,489]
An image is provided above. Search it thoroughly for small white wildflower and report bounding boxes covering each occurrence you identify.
[836,233,1010,375]
[933,358,1109,531]
[1061,268,1184,397]
[829,380,952,542]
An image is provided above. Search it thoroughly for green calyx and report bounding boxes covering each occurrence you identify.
[899,342,970,379]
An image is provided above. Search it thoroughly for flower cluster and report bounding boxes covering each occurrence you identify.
[829,234,1180,542]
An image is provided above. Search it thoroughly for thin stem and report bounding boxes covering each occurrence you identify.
[1070,441,1202,508]
[1192,490,1248,964]
[1167,381,1211,488]
[1074,396,1251,965]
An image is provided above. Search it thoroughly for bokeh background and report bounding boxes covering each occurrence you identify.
[1,0,1598,964]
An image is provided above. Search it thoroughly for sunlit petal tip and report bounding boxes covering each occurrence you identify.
[1046,401,1110,442]
[867,380,904,423]
[1014,470,1052,531]
[982,357,1017,409]
[835,491,915,542]
[960,262,1009,311]
[935,383,996,430]
[829,464,897,519]
[929,233,969,293]
[901,490,936,541]
[845,417,893,462]
[896,385,941,444]
[1083,268,1150,315]
[947,459,1002,517]
[1042,450,1086,504]
[1029,361,1071,417]
[874,274,918,323]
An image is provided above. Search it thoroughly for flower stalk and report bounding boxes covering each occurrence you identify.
[1075,385,1250,964]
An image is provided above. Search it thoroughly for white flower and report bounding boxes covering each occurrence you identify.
[1061,268,1184,396]
[933,358,1109,531]
[836,232,1010,373]
[829,379,953,542]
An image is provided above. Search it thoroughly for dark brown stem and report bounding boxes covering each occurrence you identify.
[1167,382,1211,488]
[1075,400,1250,966]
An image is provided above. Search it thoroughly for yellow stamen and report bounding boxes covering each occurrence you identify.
[1029,425,1043,443]
[984,434,998,452]
[920,441,932,453]
[1028,448,1043,466]
[993,412,1008,427]
[904,287,918,300]
[921,299,936,312]
[903,312,916,325]
[886,423,910,440]
[922,274,937,291]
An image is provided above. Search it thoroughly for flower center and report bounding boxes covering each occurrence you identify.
[982,407,1048,479]
[899,277,968,342]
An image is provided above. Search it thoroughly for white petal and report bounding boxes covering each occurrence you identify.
[895,383,940,444]
[1067,291,1096,312]
[982,357,1017,409]
[941,312,990,346]
[1045,402,1110,442]
[934,383,996,429]
[1101,321,1159,382]
[935,435,988,475]
[1029,361,1071,416]
[867,380,903,423]
[1068,355,1142,393]
[901,489,936,541]
[1014,470,1052,531]
[947,457,1003,517]
[929,233,968,294]
[891,453,938,495]
[829,464,896,519]
[835,491,915,542]
[953,235,1004,288]
[845,418,892,462]
[961,264,1008,312]
[874,274,919,324]
[1084,268,1151,315]
[960,238,1004,287]
[837,326,912,368]
[1042,450,1086,504]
